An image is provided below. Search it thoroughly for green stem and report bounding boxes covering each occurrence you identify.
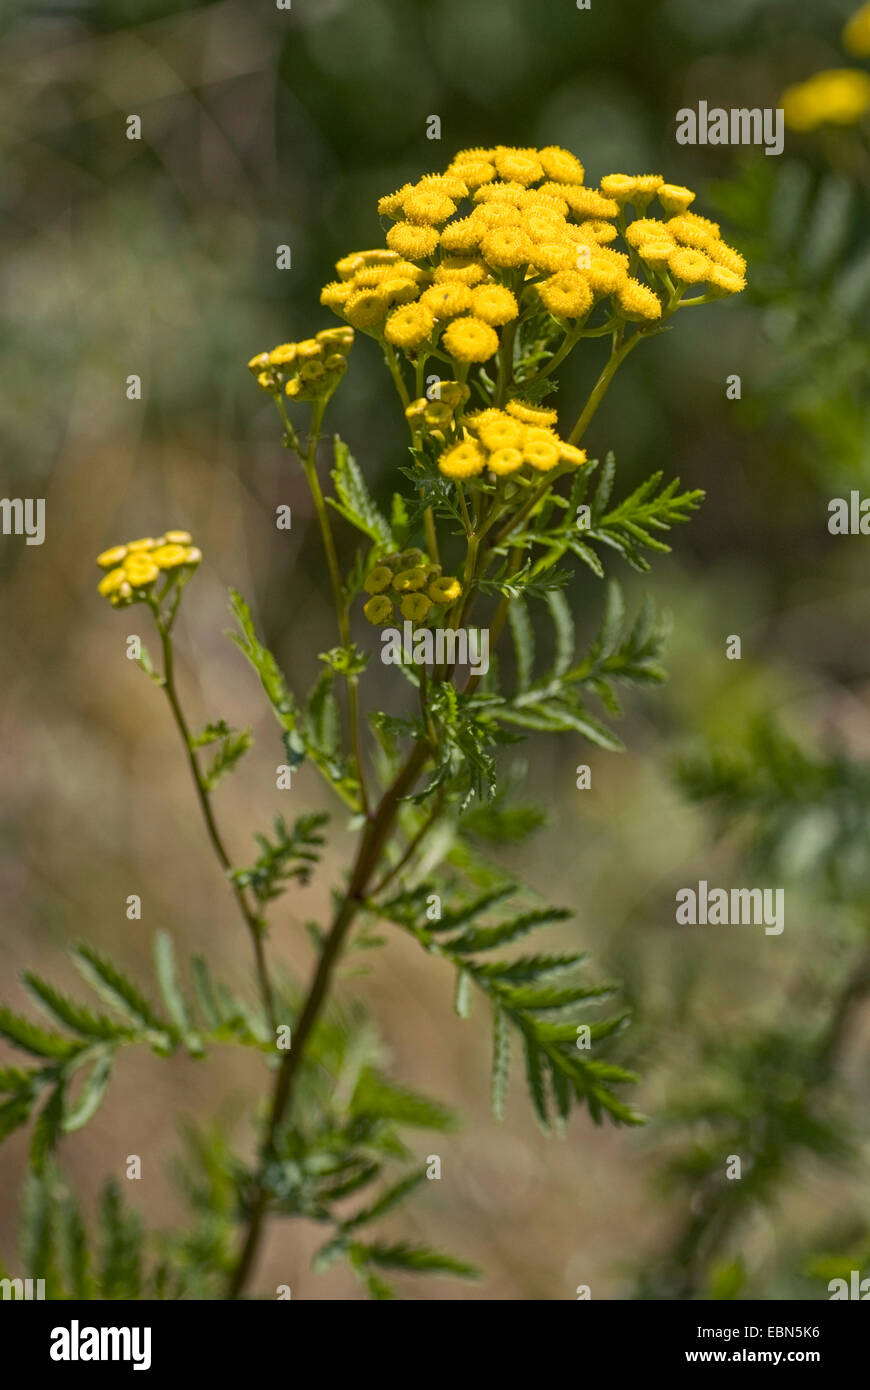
[567,331,642,445]
[155,614,277,1033]
[225,737,431,1298]
[301,402,369,816]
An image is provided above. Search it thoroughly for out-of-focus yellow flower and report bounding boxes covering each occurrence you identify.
[393,567,429,593]
[782,68,870,130]
[442,316,500,362]
[523,430,562,472]
[559,442,588,468]
[122,554,160,587]
[428,575,462,604]
[400,592,433,622]
[151,544,189,570]
[363,566,394,596]
[487,446,525,476]
[97,544,127,569]
[364,595,394,625]
[844,1,870,56]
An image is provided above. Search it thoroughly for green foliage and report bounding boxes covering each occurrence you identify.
[499,453,703,577]
[329,436,394,550]
[374,881,640,1128]
[231,813,329,904]
[189,720,253,790]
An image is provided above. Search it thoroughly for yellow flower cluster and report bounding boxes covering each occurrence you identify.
[782,68,870,131]
[404,380,471,442]
[623,212,747,295]
[362,548,463,625]
[321,146,745,357]
[248,327,354,401]
[437,400,586,480]
[96,532,201,606]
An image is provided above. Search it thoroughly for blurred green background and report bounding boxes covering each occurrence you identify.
[2,0,870,1299]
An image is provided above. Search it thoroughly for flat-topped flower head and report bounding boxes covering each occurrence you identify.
[96,532,201,607]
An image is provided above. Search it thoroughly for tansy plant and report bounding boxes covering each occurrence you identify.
[0,145,745,1301]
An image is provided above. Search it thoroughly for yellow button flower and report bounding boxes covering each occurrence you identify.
[428,576,462,604]
[164,530,192,544]
[434,256,489,286]
[268,343,299,367]
[470,284,519,326]
[668,248,712,285]
[126,537,159,552]
[97,544,127,569]
[559,443,588,468]
[393,567,428,592]
[123,554,160,587]
[477,414,524,451]
[479,227,534,268]
[442,316,500,362]
[97,567,128,597]
[439,218,483,254]
[505,400,558,427]
[538,146,585,184]
[600,174,636,201]
[320,281,354,308]
[151,544,188,570]
[637,241,674,271]
[420,283,475,319]
[658,183,696,214]
[615,278,663,321]
[400,593,433,622]
[344,288,390,329]
[537,271,593,320]
[403,189,457,225]
[438,438,487,479]
[493,150,544,185]
[386,223,440,259]
[364,595,394,626]
[523,437,561,472]
[364,566,394,595]
[487,447,525,476]
[384,302,435,349]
